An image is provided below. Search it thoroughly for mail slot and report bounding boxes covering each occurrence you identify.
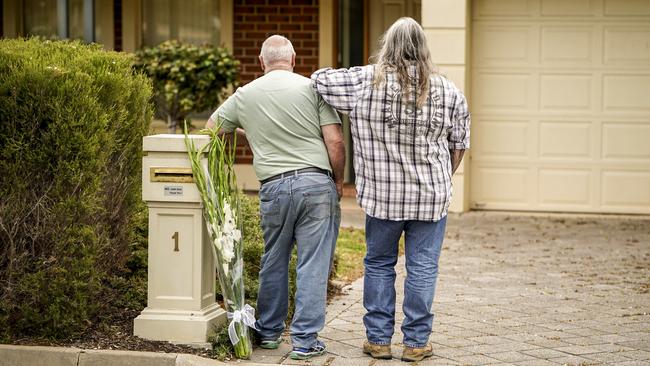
[150,167,194,183]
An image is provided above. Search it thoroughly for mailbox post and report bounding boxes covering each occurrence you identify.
[134,134,226,344]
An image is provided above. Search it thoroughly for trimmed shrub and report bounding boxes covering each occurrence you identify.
[0,38,153,339]
[133,41,239,133]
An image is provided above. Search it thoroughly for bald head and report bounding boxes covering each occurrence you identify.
[259,35,296,73]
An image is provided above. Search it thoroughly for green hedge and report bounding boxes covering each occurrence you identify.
[0,38,153,339]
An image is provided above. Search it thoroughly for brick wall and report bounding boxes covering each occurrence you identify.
[232,0,320,164]
[233,0,320,83]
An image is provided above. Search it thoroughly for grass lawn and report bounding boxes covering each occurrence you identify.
[334,228,405,283]
[334,228,367,282]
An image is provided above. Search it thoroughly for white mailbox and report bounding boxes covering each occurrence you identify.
[134,134,226,345]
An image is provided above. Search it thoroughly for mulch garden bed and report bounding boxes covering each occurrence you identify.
[10,308,213,358]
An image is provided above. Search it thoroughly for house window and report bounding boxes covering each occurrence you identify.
[142,0,220,47]
[23,0,58,37]
[67,0,84,40]
[22,0,96,42]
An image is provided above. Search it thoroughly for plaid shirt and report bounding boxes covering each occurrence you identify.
[312,65,471,221]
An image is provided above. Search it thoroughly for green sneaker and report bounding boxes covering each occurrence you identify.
[259,337,282,349]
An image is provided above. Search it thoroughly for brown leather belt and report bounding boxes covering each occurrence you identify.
[260,167,332,185]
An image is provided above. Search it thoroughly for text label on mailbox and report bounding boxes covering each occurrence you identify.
[164,186,184,196]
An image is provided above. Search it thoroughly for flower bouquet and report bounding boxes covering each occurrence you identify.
[184,122,255,359]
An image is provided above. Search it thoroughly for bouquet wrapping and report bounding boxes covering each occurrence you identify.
[185,123,255,359]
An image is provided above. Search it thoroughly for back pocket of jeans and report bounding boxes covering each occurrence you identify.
[303,189,332,220]
[260,197,281,228]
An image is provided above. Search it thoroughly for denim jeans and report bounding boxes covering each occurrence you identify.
[363,214,447,348]
[255,172,340,349]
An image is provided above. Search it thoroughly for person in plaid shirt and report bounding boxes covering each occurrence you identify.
[311,17,470,362]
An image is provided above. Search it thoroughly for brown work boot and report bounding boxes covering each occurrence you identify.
[362,341,392,359]
[401,343,434,362]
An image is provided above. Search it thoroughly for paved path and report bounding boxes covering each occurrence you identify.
[247,212,650,365]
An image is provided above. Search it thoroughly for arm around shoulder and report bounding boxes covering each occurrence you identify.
[311,66,368,114]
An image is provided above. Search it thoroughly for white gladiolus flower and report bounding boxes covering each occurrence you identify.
[219,202,241,264]
[223,203,236,232]
[213,231,223,251]
[232,228,242,242]
[221,236,235,263]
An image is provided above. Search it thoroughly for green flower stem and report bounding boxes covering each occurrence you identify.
[233,322,253,359]
[184,121,252,359]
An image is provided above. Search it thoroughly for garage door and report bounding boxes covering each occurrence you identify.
[470,0,650,214]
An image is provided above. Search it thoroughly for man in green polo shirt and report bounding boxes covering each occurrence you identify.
[207,35,344,360]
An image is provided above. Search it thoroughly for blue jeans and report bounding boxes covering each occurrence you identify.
[255,172,340,349]
[363,214,447,348]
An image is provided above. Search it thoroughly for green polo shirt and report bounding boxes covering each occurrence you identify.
[211,70,341,181]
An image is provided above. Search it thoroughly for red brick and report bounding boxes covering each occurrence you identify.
[257,23,279,31]
[234,6,255,13]
[234,40,255,47]
[234,156,254,164]
[303,23,318,31]
[278,6,302,13]
[279,23,301,31]
[245,64,262,72]
[245,14,266,22]
[256,5,278,13]
[291,15,312,22]
[302,6,318,14]
[245,0,266,5]
[269,14,290,22]
[237,56,258,64]
[291,0,314,5]
[245,48,262,56]
[302,40,318,48]
[245,31,268,39]
[240,72,256,79]
[294,66,316,76]
[268,0,290,5]
[291,32,313,39]
[236,23,256,31]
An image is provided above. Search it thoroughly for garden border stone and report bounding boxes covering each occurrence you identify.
[0,345,80,366]
[0,345,254,366]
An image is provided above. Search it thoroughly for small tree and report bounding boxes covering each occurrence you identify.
[134,40,239,133]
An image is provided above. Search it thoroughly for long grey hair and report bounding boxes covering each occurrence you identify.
[372,17,436,107]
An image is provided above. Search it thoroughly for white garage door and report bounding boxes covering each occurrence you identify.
[470,0,650,214]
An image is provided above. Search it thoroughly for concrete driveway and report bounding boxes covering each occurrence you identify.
[250,210,650,365]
